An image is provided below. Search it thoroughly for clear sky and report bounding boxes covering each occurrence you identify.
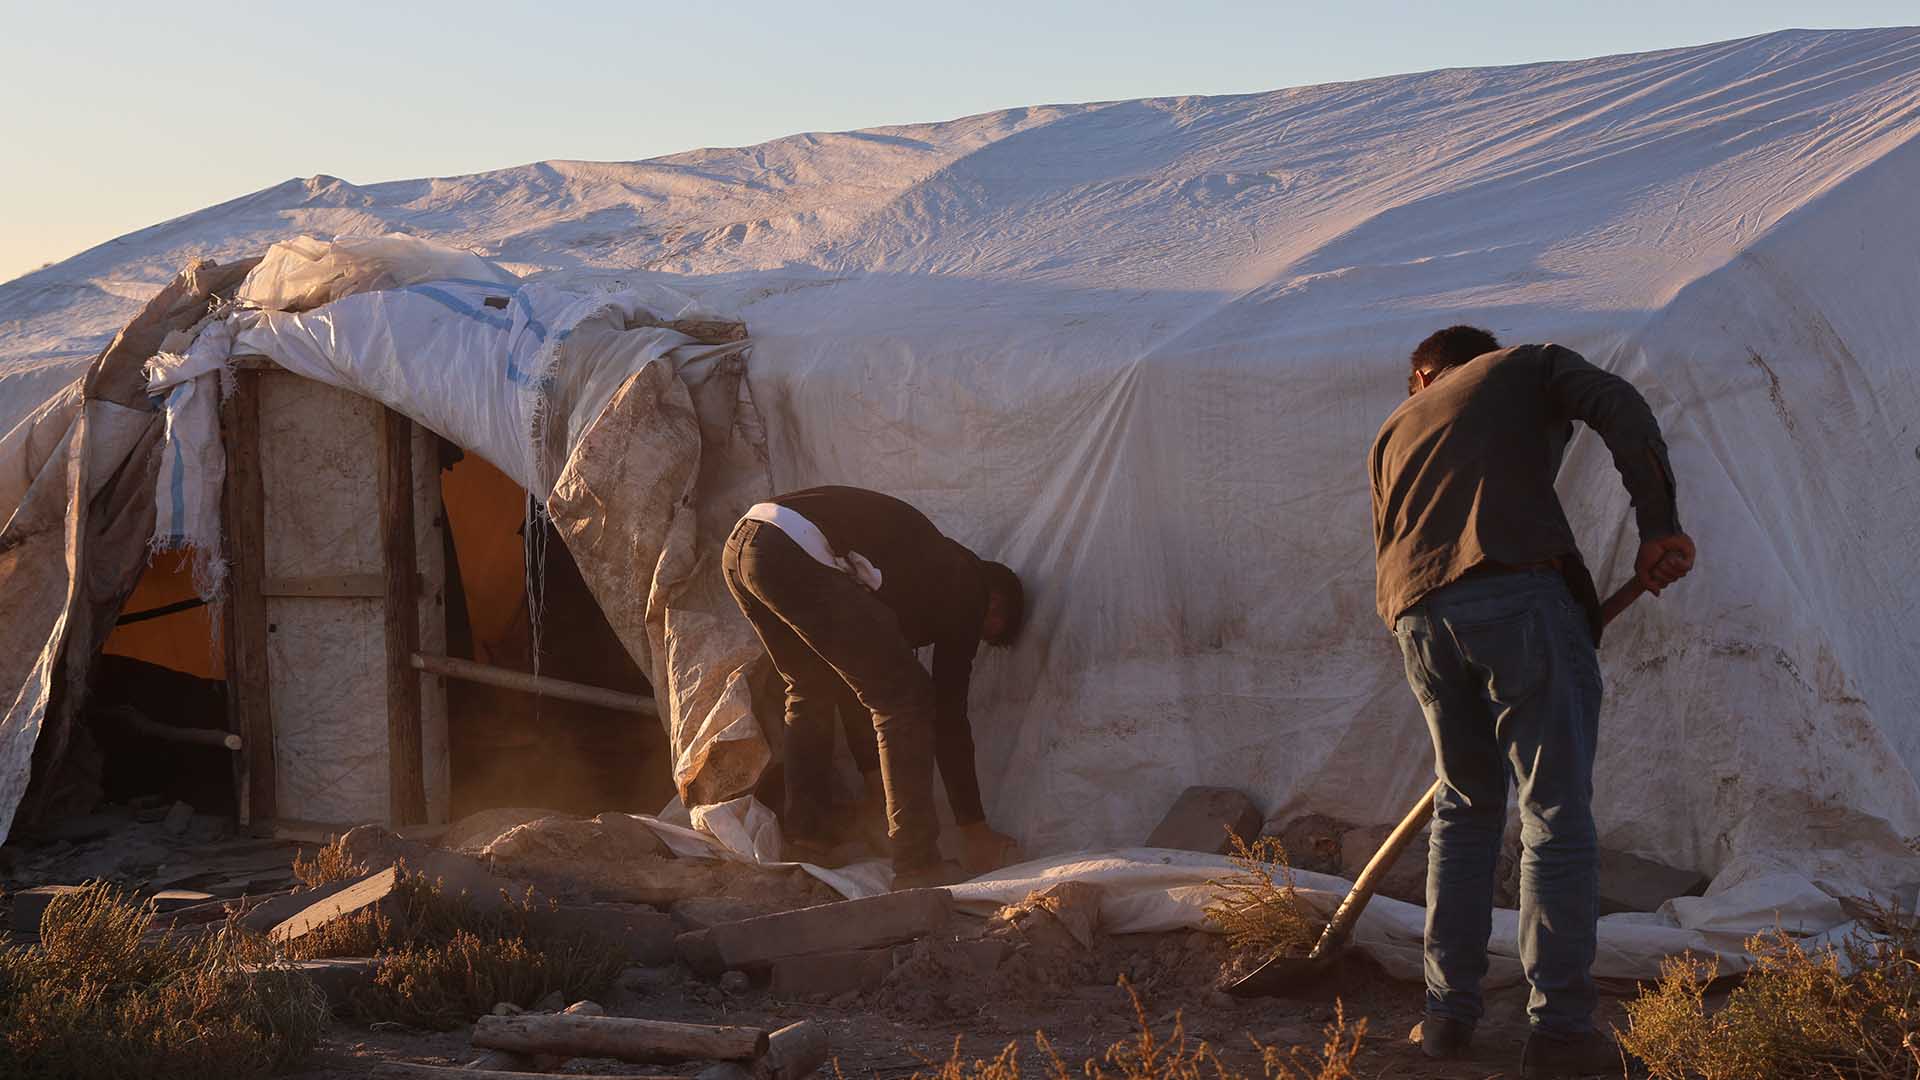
[1,1,1912,284]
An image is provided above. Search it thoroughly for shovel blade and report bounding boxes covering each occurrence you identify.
[1224,948,1339,999]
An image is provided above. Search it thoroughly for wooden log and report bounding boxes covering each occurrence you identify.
[380,407,427,827]
[464,999,604,1072]
[114,708,243,751]
[706,889,954,971]
[221,367,276,824]
[470,1013,769,1064]
[410,653,658,716]
[372,1063,671,1079]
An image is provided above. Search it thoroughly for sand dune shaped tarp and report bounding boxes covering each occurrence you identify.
[4,28,1919,968]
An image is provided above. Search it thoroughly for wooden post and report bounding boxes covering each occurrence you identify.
[380,407,427,827]
[221,368,276,825]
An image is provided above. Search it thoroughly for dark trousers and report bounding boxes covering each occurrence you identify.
[1394,570,1603,1036]
[721,519,941,870]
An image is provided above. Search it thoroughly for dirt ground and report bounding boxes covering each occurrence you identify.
[1,812,1634,1079]
[286,929,1632,1079]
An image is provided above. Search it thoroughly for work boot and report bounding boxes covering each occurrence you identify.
[1520,1029,1627,1078]
[1409,1016,1474,1060]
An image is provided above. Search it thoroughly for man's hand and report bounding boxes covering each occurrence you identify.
[1635,533,1696,595]
[960,821,1020,876]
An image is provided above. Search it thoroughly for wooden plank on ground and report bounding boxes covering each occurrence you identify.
[268,866,398,943]
[221,367,276,824]
[706,888,954,971]
[470,1013,769,1064]
[379,407,426,827]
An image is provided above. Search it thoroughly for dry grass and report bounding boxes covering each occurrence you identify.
[1204,834,1319,961]
[0,883,327,1080]
[288,863,624,1029]
[290,835,365,888]
[1620,899,1920,1079]
[905,979,1366,1080]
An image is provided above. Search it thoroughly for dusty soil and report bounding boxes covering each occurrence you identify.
[4,812,1634,1079]
[286,926,1632,1079]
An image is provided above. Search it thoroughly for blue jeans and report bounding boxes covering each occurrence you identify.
[1393,570,1603,1037]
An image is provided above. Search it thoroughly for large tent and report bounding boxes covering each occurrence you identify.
[4,26,1919,977]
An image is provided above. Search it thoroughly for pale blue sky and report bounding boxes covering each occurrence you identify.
[1,1,1911,284]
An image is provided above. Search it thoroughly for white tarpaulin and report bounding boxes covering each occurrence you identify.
[2,28,1918,974]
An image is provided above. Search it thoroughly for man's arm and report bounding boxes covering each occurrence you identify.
[929,637,986,827]
[1539,344,1694,592]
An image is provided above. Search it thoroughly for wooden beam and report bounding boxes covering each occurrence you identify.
[470,1013,769,1064]
[380,408,426,827]
[221,367,276,824]
[409,653,657,716]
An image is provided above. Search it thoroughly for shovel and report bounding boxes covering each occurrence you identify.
[1227,566,1668,998]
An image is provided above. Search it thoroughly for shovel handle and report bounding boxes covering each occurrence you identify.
[1308,570,1657,959]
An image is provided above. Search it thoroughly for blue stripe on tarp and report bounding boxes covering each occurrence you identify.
[168,423,187,535]
[396,282,553,386]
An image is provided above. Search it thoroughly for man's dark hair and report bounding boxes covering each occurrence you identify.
[1408,325,1500,394]
[981,560,1025,646]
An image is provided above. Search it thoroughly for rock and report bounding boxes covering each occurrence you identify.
[1146,787,1263,854]
[953,938,1008,976]
[705,889,955,970]
[484,818,832,909]
[525,903,676,965]
[997,881,1103,949]
[670,896,780,932]
[443,807,574,852]
[769,946,894,999]
[534,989,566,1012]
[8,884,86,933]
[336,824,524,910]
[696,1022,827,1080]
[719,970,751,994]
[162,801,194,835]
[677,929,726,978]
[1264,813,1355,876]
[259,958,381,1007]
[1339,823,1429,905]
[492,1001,524,1016]
[1598,849,1709,914]
[618,965,677,994]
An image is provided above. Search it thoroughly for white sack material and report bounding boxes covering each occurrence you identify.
[145,321,238,601]
[238,233,517,313]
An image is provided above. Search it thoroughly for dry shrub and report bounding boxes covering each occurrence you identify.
[288,865,623,1029]
[1620,901,1920,1079]
[907,979,1366,1080]
[291,835,365,888]
[1205,834,1318,961]
[0,882,326,1080]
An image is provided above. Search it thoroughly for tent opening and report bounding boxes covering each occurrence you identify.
[81,550,238,818]
[438,448,674,820]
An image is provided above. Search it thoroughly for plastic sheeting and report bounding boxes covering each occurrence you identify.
[1,28,1918,973]
[214,241,774,806]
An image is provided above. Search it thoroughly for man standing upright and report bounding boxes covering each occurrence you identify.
[722,485,1024,888]
[1369,326,1694,1078]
